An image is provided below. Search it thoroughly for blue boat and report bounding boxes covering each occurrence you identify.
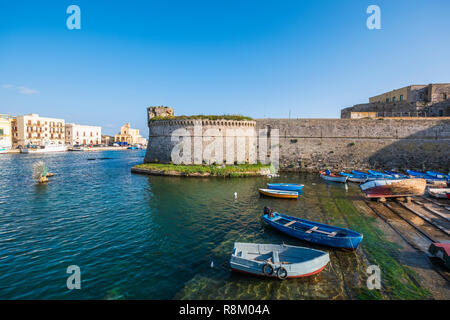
[339,172,367,183]
[267,183,304,192]
[426,171,449,179]
[368,170,396,179]
[406,170,446,181]
[384,170,409,179]
[262,208,363,250]
[351,170,369,177]
[351,170,379,181]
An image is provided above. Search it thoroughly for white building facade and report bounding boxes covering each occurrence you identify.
[0,115,13,150]
[65,123,102,146]
[15,114,65,147]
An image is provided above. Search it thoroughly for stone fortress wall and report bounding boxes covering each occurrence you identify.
[144,107,450,172]
[144,107,258,165]
[256,118,449,172]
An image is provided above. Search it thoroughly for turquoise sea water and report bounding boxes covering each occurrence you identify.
[0,151,430,299]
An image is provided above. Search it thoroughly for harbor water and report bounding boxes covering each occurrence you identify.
[0,151,437,299]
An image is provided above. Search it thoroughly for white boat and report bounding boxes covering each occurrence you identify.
[230,242,330,279]
[0,147,9,154]
[20,142,67,154]
[428,188,450,199]
[68,146,85,151]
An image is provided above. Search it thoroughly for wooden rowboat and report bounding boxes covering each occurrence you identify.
[267,183,304,192]
[319,170,348,183]
[258,188,298,199]
[360,178,426,198]
[262,209,363,249]
[230,242,330,279]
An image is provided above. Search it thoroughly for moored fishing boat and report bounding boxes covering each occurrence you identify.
[68,145,85,151]
[384,170,409,179]
[0,147,9,154]
[267,183,304,192]
[319,170,348,183]
[407,170,447,182]
[258,188,298,199]
[351,170,377,181]
[360,178,426,198]
[426,171,449,180]
[339,172,367,183]
[20,142,67,153]
[262,208,363,249]
[230,242,330,279]
[427,188,450,199]
[368,170,395,179]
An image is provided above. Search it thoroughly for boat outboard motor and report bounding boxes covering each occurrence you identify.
[264,206,274,217]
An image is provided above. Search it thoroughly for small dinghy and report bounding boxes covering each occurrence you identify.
[319,170,348,183]
[368,170,396,179]
[384,170,409,179]
[262,208,363,249]
[426,171,449,180]
[406,170,444,181]
[428,188,450,199]
[267,183,304,192]
[339,172,367,183]
[230,242,330,279]
[360,178,426,198]
[259,188,298,199]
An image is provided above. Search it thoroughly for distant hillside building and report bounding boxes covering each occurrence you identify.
[341,83,450,118]
[114,123,147,145]
[65,123,102,146]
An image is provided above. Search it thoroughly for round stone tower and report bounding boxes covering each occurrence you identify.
[144,107,257,165]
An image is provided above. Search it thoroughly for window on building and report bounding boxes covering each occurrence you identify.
[386,98,389,102]
[392,97,396,102]
[439,109,444,116]
[400,95,404,101]
[444,93,448,100]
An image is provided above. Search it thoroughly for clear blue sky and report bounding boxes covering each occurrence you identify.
[1,0,450,136]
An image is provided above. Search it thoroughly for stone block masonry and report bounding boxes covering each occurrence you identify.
[144,106,449,172]
[255,118,450,172]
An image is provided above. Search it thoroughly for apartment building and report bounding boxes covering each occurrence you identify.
[65,123,102,146]
[14,114,65,147]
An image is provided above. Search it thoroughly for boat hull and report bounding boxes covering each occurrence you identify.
[258,188,298,199]
[267,183,304,192]
[340,173,367,183]
[230,243,330,279]
[361,178,426,198]
[262,212,363,249]
[320,173,348,183]
[21,145,67,153]
[428,188,450,199]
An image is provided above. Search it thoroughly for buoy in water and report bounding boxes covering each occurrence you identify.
[210,261,214,268]
[234,192,237,199]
